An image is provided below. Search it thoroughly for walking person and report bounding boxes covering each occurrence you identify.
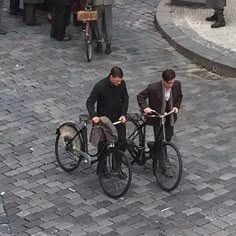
[137,69,183,168]
[86,66,129,178]
[50,0,73,41]
[206,0,226,28]
[0,0,7,34]
[93,0,114,54]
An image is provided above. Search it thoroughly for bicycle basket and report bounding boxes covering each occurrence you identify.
[77,10,97,21]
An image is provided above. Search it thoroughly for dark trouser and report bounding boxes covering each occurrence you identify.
[51,5,71,40]
[98,123,126,172]
[153,126,174,143]
[24,3,38,24]
[10,0,20,13]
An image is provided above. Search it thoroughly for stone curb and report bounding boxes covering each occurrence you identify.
[155,0,236,77]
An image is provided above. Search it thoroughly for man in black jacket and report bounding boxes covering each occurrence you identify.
[86,66,129,178]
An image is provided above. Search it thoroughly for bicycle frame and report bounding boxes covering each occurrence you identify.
[127,110,175,165]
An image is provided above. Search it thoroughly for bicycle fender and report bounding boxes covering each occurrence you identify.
[56,121,79,135]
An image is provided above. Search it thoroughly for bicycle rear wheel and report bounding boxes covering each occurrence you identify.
[55,124,83,172]
[85,22,92,62]
[98,149,132,199]
[153,142,182,192]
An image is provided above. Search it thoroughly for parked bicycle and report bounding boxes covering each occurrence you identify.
[126,109,182,192]
[77,1,97,62]
[55,114,132,199]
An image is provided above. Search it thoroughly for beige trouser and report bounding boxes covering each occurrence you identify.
[94,5,112,45]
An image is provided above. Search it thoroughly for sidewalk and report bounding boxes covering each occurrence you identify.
[156,0,236,77]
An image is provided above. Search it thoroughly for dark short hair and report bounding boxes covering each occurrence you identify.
[162,69,176,82]
[109,66,123,78]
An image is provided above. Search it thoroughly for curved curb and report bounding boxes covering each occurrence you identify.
[155,0,236,77]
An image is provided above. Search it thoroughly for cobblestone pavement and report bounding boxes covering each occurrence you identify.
[0,0,236,235]
[174,0,236,53]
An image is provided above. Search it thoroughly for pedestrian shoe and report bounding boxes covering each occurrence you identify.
[50,34,56,39]
[0,28,8,35]
[105,44,112,55]
[211,20,225,28]
[117,170,127,179]
[205,14,218,21]
[9,9,23,16]
[26,20,41,26]
[57,34,72,41]
[159,154,171,170]
[95,42,102,53]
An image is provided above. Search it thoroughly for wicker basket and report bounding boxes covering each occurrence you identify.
[77,10,97,21]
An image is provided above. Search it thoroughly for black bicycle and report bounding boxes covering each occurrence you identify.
[55,114,132,199]
[126,110,182,192]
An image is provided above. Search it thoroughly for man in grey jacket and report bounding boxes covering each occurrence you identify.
[0,0,7,34]
[206,0,226,28]
[93,0,113,54]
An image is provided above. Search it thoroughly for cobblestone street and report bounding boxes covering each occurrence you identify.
[0,0,236,235]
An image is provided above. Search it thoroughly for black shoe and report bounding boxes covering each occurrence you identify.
[56,34,72,41]
[211,20,226,28]
[159,153,171,170]
[50,34,56,39]
[0,28,8,35]
[9,9,23,16]
[26,20,41,26]
[206,14,217,21]
[117,170,127,179]
[105,44,112,55]
[95,42,102,53]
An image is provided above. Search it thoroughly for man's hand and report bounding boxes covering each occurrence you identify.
[144,107,153,114]
[92,116,100,123]
[173,107,179,113]
[119,116,126,123]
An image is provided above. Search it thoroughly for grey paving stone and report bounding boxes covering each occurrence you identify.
[0,0,236,236]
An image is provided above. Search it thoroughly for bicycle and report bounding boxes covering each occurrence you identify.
[55,114,132,199]
[77,2,97,62]
[126,110,182,192]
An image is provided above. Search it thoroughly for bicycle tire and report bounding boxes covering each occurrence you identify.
[98,149,132,199]
[55,124,83,172]
[126,117,143,160]
[153,142,182,192]
[85,22,92,62]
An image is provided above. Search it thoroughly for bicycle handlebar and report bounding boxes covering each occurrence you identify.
[145,109,175,118]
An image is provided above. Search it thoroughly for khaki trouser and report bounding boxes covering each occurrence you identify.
[94,5,112,44]
[206,0,226,10]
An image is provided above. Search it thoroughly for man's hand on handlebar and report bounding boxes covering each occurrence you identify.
[119,115,126,123]
[143,107,153,114]
[172,107,178,113]
[92,116,100,123]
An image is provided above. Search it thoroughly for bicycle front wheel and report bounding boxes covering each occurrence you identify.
[98,149,132,199]
[85,22,92,62]
[153,142,182,192]
[55,124,83,172]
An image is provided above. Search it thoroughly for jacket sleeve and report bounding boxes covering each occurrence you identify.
[137,86,150,111]
[121,81,129,116]
[86,83,100,118]
[174,81,183,109]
